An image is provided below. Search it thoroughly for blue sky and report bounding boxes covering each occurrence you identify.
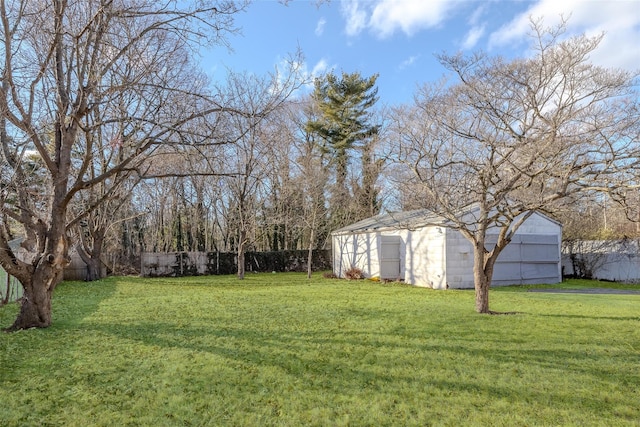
[203,0,640,106]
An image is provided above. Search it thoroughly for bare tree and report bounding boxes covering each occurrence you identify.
[281,97,332,277]
[67,90,145,280]
[256,100,303,251]
[0,0,248,330]
[71,176,140,281]
[214,62,307,279]
[390,19,640,313]
[297,109,331,278]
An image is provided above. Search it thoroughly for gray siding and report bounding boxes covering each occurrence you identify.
[491,234,561,286]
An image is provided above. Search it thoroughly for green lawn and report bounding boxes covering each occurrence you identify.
[1,274,639,426]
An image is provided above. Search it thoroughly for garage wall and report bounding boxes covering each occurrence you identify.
[333,232,380,278]
[491,234,561,286]
[333,227,448,287]
[404,226,447,288]
[332,230,408,280]
[445,212,562,288]
[332,211,562,289]
[494,212,562,286]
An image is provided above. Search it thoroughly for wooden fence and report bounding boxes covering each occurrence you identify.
[63,253,107,281]
[0,268,22,304]
[141,250,332,277]
[1,250,331,301]
[0,251,105,303]
[562,239,640,283]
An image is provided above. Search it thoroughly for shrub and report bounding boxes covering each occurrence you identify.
[344,266,364,280]
[323,271,338,279]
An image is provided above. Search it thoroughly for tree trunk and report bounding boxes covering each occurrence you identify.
[237,229,246,280]
[473,242,493,314]
[86,259,102,282]
[6,164,71,330]
[5,261,64,331]
[5,101,76,330]
[474,266,491,314]
[307,225,316,279]
[76,235,105,282]
[306,248,313,279]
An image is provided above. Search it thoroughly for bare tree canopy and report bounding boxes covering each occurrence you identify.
[214,68,309,279]
[0,0,248,331]
[389,19,640,313]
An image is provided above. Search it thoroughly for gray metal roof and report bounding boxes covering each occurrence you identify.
[332,206,562,235]
[332,209,445,234]
[8,237,24,251]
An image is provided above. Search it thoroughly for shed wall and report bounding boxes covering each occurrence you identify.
[490,234,561,286]
[333,232,381,279]
[404,226,447,288]
[332,229,415,281]
[332,227,448,287]
[332,211,562,289]
[443,228,476,289]
[445,212,562,288]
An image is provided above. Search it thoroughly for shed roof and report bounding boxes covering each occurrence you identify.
[8,237,23,251]
[332,206,562,235]
[332,209,445,234]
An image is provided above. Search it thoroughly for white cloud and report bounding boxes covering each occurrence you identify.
[461,4,488,50]
[462,24,485,50]
[468,3,487,27]
[488,0,640,71]
[369,0,455,37]
[399,54,420,70]
[341,0,367,36]
[340,0,459,38]
[311,58,331,77]
[302,59,333,92]
[272,58,335,99]
[315,17,326,36]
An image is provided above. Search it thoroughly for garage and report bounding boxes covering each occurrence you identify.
[331,208,562,289]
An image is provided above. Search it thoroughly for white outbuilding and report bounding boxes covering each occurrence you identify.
[332,208,562,289]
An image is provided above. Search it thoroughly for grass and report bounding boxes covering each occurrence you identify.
[498,278,640,291]
[1,274,639,426]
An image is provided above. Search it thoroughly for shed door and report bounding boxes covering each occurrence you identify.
[380,236,401,279]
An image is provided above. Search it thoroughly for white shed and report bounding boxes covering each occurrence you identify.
[332,209,562,289]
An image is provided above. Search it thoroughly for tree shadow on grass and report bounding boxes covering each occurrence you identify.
[537,313,640,321]
[46,279,119,330]
[0,279,119,332]
[0,279,118,398]
[85,319,639,424]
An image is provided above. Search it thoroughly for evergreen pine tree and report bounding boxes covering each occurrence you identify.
[306,72,380,228]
